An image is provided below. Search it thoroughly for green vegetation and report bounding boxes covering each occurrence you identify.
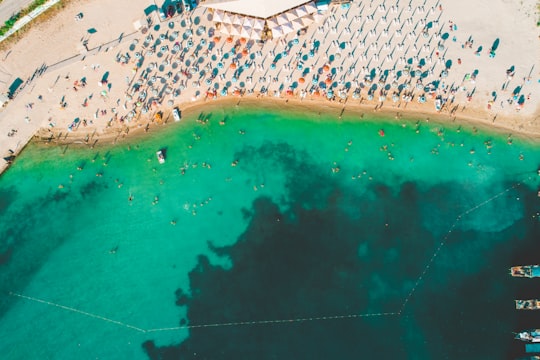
[0,0,50,36]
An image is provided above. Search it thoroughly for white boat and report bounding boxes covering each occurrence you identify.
[156,150,165,164]
[516,329,540,343]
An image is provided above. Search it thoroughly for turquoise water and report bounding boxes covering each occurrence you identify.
[0,103,539,359]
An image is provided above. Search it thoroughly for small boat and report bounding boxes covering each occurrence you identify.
[516,329,540,343]
[378,129,385,137]
[510,265,540,278]
[516,299,540,310]
[156,150,165,164]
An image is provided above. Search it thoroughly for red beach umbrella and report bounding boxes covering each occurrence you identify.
[323,64,330,72]
[230,63,237,70]
[240,38,247,44]
[213,36,221,43]
[298,77,305,83]
[242,48,248,56]
[226,37,233,43]
[325,77,332,85]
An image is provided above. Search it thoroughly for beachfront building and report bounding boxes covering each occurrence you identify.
[199,0,323,40]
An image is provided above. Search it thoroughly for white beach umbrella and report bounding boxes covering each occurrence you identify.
[230,24,242,36]
[281,22,294,34]
[219,23,232,35]
[267,17,279,28]
[212,10,223,22]
[240,26,251,38]
[295,6,308,17]
[305,2,317,14]
[250,29,262,40]
[232,15,244,25]
[253,18,265,30]
[242,17,254,28]
[277,13,289,25]
[272,26,284,37]
[285,10,298,22]
[301,14,314,27]
[291,18,303,30]
[221,12,233,25]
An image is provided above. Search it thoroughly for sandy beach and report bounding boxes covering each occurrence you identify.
[0,0,538,175]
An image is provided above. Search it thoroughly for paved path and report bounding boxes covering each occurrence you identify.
[0,0,35,24]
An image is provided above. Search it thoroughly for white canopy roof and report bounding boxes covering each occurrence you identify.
[202,0,311,19]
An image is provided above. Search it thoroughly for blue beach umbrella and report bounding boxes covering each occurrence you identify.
[270,63,276,70]
[217,62,223,69]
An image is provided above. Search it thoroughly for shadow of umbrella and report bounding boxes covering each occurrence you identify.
[491,38,500,51]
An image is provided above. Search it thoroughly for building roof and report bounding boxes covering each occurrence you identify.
[201,0,311,19]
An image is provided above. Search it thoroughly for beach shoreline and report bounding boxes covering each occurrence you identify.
[0,0,538,175]
[29,94,540,151]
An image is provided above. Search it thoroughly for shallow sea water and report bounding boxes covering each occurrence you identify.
[0,103,539,359]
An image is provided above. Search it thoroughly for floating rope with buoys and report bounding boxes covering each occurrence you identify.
[7,182,525,332]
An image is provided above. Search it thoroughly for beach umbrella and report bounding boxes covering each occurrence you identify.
[233,89,241,96]
[250,29,262,40]
[286,89,294,97]
[301,14,315,27]
[253,19,265,30]
[242,17,254,28]
[323,64,330,72]
[221,12,233,25]
[291,18,303,30]
[230,25,242,36]
[272,26,283,37]
[232,15,243,25]
[212,10,223,22]
[267,17,279,29]
[240,26,251,38]
[282,22,294,34]
[270,63,276,70]
[230,62,237,70]
[285,10,298,22]
[313,90,320,97]
[295,6,308,17]
[277,14,289,25]
[298,77,305,83]
[325,77,332,85]
[305,2,317,14]
[242,48,249,56]
[226,36,233,43]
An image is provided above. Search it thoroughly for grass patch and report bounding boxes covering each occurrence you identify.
[0,0,72,51]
